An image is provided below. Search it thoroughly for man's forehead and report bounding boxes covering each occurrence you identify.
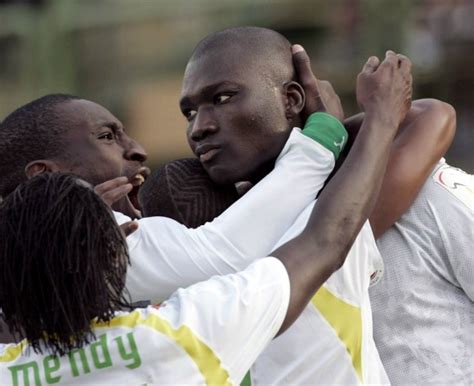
[56,99,121,128]
[182,52,257,95]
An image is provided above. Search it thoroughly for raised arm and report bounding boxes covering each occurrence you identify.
[368,99,455,237]
[275,49,412,333]
[295,46,455,239]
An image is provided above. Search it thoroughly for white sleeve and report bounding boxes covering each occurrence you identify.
[273,201,382,296]
[157,257,290,385]
[122,128,335,302]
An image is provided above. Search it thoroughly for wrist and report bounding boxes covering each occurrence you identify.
[363,109,400,133]
[302,112,348,159]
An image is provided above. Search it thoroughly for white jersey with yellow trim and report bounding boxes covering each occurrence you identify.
[250,202,389,385]
[0,258,289,386]
[115,128,336,304]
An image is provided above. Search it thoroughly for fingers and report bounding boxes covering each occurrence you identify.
[94,176,133,206]
[120,221,139,237]
[362,56,380,74]
[397,53,411,72]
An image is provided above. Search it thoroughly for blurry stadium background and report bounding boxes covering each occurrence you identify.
[0,0,472,173]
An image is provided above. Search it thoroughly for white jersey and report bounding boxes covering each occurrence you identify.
[370,160,474,385]
[250,202,389,385]
[115,128,336,303]
[0,258,290,385]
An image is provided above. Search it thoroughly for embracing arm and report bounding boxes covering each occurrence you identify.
[274,49,412,334]
[114,128,342,303]
[346,99,456,238]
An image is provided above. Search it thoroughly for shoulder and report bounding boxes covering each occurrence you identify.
[429,160,473,211]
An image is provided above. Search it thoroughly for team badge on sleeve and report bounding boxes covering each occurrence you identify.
[433,162,474,210]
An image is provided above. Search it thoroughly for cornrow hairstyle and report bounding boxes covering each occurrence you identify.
[0,173,130,356]
[139,158,239,228]
[0,94,79,198]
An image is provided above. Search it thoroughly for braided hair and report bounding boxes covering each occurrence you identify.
[0,173,130,355]
[139,158,239,227]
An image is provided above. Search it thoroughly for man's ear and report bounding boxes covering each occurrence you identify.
[283,81,305,124]
[24,160,62,179]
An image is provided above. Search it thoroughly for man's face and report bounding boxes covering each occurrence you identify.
[180,51,292,184]
[54,99,148,206]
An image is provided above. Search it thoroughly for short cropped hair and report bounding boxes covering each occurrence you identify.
[0,173,130,355]
[139,158,239,227]
[0,94,79,198]
[189,26,295,86]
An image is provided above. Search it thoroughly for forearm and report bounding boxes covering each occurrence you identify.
[275,114,397,333]
[370,99,456,237]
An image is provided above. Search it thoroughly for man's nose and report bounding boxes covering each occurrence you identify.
[123,136,147,162]
[189,107,218,142]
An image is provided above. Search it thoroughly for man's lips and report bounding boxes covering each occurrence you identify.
[195,144,221,163]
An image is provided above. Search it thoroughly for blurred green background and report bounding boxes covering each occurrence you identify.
[0,0,472,172]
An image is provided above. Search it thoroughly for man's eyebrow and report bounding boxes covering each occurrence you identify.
[97,121,123,132]
[180,81,240,108]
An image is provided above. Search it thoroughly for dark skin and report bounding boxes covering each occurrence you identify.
[24,99,150,219]
[292,47,455,237]
[0,100,147,344]
[344,99,456,237]
[180,48,306,185]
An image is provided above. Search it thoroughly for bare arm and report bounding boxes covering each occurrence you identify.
[275,49,412,334]
[369,99,456,237]
[345,99,455,237]
[296,45,456,239]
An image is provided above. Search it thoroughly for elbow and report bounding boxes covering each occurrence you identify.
[415,98,456,154]
[439,101,456,142]
[421,98,456,142]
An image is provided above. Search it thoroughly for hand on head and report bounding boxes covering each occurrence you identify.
[356,50,413,129]
[292,44,344,122]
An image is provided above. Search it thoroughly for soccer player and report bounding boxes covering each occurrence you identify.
[370,161,474,384]
[0,49,411,383]
[175,27,455,384]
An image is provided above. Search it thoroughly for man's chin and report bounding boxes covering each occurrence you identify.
[206,166,237,186]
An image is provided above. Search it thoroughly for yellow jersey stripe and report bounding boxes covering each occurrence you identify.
[94,310,232,386]
[0,310,231,386]
[311,286,363,382]
[0,341,28,362]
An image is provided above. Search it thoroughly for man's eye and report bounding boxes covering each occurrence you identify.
[184,110,197,121]
[98,131,115,140]
[215,94,231,104]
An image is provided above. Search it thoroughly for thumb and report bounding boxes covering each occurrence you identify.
[292,44,319,88]
[120,221,139,237]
